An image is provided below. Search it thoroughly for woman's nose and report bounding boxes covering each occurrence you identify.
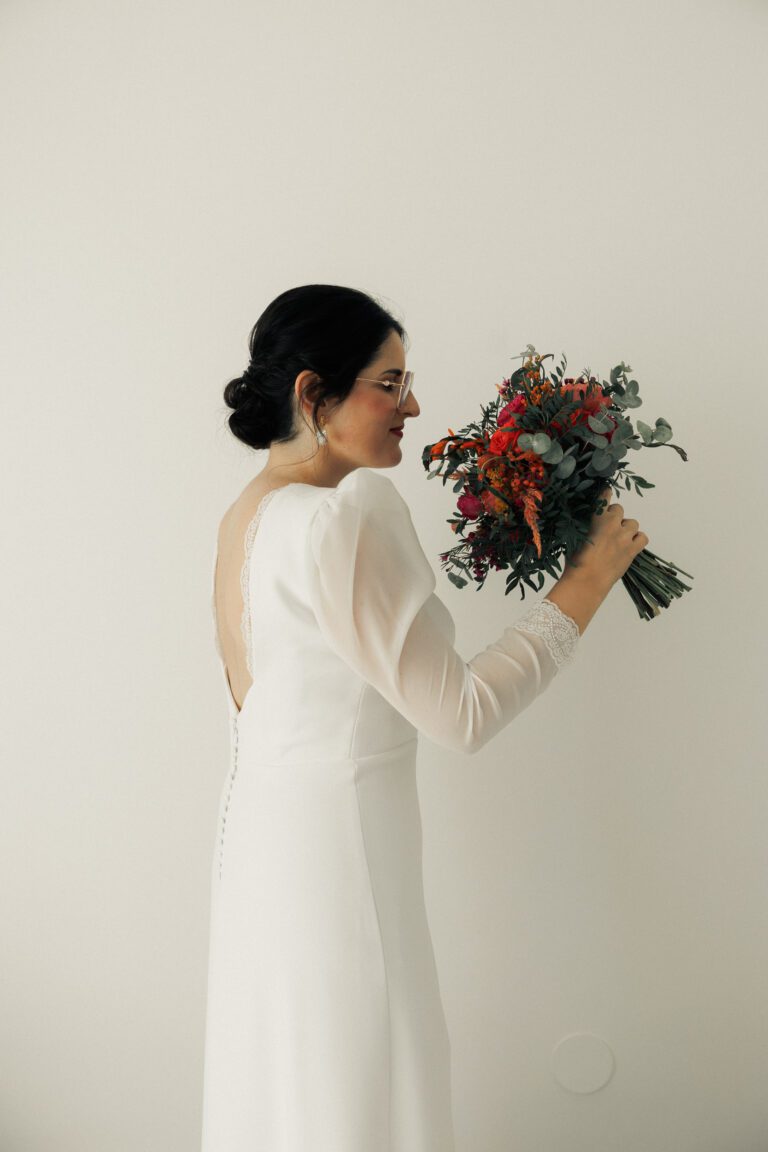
[403,391,420,418]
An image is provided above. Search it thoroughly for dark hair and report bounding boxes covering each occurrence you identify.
[223,284,409,451]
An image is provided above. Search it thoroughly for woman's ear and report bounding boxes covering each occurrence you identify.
[295,370,316,412]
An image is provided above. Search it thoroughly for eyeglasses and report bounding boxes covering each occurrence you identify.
[355,371,414,410]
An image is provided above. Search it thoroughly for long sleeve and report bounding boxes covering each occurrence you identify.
[307,469,580,755]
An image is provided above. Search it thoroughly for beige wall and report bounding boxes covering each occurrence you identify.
[1,0,766,1148]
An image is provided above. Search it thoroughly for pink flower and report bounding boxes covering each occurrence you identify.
[498,396,526,427]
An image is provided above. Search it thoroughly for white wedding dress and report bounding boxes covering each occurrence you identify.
[202,466,580,1151]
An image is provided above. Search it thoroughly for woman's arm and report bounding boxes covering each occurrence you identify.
[544,564,613,637]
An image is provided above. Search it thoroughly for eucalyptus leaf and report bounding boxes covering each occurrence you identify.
[447,572,468,589]
[554,455,576,479]
[542,442,564,463]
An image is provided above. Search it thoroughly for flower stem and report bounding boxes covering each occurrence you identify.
[621,548,694,621]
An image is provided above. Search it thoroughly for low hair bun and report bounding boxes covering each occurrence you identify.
[241,357,266,386]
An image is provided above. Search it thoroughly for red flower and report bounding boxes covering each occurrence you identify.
[457,491,484,519]
[489,426,524,454]
[490,395,530,455]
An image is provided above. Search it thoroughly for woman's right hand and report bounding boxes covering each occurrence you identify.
[565,485,649,589]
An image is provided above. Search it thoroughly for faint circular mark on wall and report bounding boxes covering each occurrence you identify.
[551,1032,616,1093]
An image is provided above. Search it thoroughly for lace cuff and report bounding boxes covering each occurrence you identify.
[513,598,580,671]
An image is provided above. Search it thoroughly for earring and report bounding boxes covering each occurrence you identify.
[316,420,327,445]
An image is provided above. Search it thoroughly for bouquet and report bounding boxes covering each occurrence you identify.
[421,345,693,621]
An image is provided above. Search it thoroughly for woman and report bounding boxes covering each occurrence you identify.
[204,284,648,1150]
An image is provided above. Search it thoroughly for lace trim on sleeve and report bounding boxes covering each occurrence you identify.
[240,489,280,679]
[513,598,580,670]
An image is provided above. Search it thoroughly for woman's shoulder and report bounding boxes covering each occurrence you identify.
[223,467,407,535]
[327,466,406,509]
[310,468,419,553]
[308,466,435,594]
[307,468,415,556]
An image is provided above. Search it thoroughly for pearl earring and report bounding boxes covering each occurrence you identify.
[316,421,327,445]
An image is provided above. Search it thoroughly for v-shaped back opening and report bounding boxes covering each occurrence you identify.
[211,486,290,719]
[211,480,336,720]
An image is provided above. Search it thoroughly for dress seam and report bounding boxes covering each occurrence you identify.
[353,771,392,1146]
[346,681,367,761]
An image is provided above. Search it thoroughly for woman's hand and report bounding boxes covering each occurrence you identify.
[566,485,649,590]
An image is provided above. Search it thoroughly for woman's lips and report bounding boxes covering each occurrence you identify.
[390,428,403,438]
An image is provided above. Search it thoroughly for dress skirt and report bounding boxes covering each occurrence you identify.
[201,735,456,1151]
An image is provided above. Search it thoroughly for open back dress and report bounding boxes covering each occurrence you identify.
[202,466,580,1151]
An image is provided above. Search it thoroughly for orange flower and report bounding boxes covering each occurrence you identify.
[489,427,523,455]
[561,378,611,414]
[479,488,509,517]
[521,487,544,557]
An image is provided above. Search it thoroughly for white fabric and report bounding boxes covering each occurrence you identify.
[202,467,580,1152]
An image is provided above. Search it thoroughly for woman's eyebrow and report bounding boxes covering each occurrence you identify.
[380,368,404,378]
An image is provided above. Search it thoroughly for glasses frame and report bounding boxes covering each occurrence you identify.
[355,371,414,410]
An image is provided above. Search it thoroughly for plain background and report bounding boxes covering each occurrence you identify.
[2,0,766,1148]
